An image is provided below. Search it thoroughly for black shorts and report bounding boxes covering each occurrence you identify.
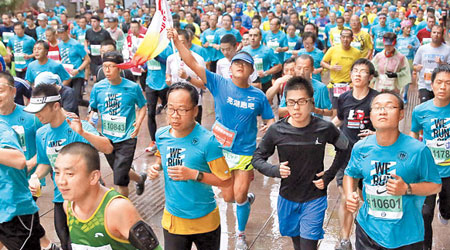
[163,225,221,250]
[0,212,44,250]
[105,138,137,186]
[355,221,422,250]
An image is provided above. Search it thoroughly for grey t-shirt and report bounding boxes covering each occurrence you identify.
[413,43,450,90]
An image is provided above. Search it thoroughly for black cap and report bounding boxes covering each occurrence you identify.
[56,24,69,33]
[102,51,124,64]
[91,15,101,21]
[108,17,118,22]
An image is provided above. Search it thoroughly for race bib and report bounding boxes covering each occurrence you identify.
[63,64,74,76]
[288,42,296,51]
[362,28,369,33]
[424,68,433,84]
[333,34,341,45]
[318,26,325,37]
[212,121,236,150]
[398,46,409,56]
[377,74,396,91]
[254,57,263,71]
[2,32,14,43]
[333,83,351,97]
[267,41,279,53]
[422,38,431,45]
[12,125,26,151]
[351,41,362,51]
[90,44,101,56]
[365,184,403,219]
[71,243,113,250]
[147,59,161,70]
[426,140,450,165]
[206,35,214,46]
[375,38,384,50]
[15,53,26,65]
[48,50,61,62]
[78,34,86,44]
[102,114,126,137]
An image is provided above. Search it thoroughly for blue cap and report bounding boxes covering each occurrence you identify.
[388,6,397,12]
[231,52,254,66]
[408,14,417,19]
[235,2,244,9]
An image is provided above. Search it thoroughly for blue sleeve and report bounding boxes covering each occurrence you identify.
[205,70,221,95]
[269,49,280,66]
[235,31,242,42]
[7,38,12,49]
[319,86,332,110]
[77,43,87,58]
[36,131,50,165]
[280,36,288,47]
[344,144,364,179]
[25,67,33,83]
[89,85,98,109]
[57,64,71,81]
[410,108,422,133]
[134,84,147,108]
[279,95,286,107]
[213,32,220,44]
[294,41,301,50]
[260,94,274,120]
[205,135,224,162]
[0,127,22,151]
[417,146,442,184]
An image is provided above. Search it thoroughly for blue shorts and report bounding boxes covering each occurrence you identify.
[277,195,327,240]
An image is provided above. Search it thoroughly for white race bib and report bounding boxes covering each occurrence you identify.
[365,184,403,219]
[351,41,362,51]
[78,34,86,44]
[267,41,279,53]
[2,32,14,43]
[63,64,74,76]
[102,114,126,137]
[147,59,161,70]
[12,125,26,151]
[254,57,263,71]
[333,83,351,97]
[90,44,101,56]
[377,74,396,91]
[375,38,384,50]
[426,140,450,165]
[206,35,214,46]
[48,50,61,62]
[15,53,26,65]
[71,243,113,250]
[422,37,431,45]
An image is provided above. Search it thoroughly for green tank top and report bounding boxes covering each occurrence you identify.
[67,189,137,250]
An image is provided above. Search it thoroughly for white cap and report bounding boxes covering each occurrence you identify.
[37,13,48,21]
[34,72,62,86]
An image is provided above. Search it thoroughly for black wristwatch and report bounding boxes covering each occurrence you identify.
[406,183,413,195]
[186,76,192,82]
[196,171,204,182]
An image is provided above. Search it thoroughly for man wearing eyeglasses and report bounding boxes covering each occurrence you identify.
[410,64,450,250]
[89,51,148,198]
[252,76,348,250]
[147,82,232,250]
[344,92,441,250]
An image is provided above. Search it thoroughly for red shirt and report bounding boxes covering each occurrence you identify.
[416,28,431,44]
[48,43,61,62]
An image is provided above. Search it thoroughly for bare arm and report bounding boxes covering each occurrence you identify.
[167,28,206,85]
[106,197,142,241]
[409,131,420,139]
[130,106,147,138]
[0,148,26,170]
[265,64,282,77]
[332,116,343,127]
[278,107,288,117]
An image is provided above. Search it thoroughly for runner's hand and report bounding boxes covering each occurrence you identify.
[259,123,269,133]
[130,122,140,138]
[346,191,359,213]
[257,70,265,78]
[167,28,178,41]
[312,171,325,190]
[387,173,408,196]
[167,165,196,181]
[28,178,40,196]
[279,161,291,178]
[178,69,188,79]
[66,112,84,136]
[26,158,37,173]
[358,129,374,138]
[415,64,423,71]
[147,164,161,179]
[331,64,342,71]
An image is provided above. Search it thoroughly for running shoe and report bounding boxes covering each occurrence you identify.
[235,233,248,250]
[335,239,352,250]
[438,199,448,225]
[248,193,255,205]
[135,173,147,196]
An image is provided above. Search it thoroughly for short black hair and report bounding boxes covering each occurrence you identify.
[302,31,317,43]
[167,82,199,107]
[284,57,296,66]
[371,91,404,110]
[35,40,49,52]
[0,71,15,87]
[220,34,237,46]
[341,28,353,36]
[297,54,314,68]
[101,39,116,48]
[177,29,190,41]
[59,142,100,173]
[351,58,378,77]
[284,76,314,99]
[31,83,61,106]
[432,64,450,84]
[13,22,25,29]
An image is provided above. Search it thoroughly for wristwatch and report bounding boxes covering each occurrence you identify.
[186,76,192,82]
[406,183,413,195]
[196,171,204,182]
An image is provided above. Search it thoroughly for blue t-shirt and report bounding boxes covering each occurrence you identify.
[241,45,280,84]
[279,78,332,118]
[156,124,223,219]
[36,26,47,41]
[205,70,274,155]
[345,134,441,249]
[36,120,99,203]
[411,100,450,178]
[0,121,38,223]
[213,28,242,59]
[325,22,337,47]
[370,24,393,52]
[396,35,420,60]
[386,17,401,32]
[285,35,299,61]
[263,30,288,64]
[59,38,87,79]
[7,35,36,70]
[298,48,324,82]
[200,28,220,62]
[70,25,91,44]
[190,44,208,62]
[90,78,147,143]
[25,59,71,84]
[146,45,172,91]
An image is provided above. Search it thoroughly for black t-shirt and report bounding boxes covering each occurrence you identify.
[60,85,79,115]
[337,88,378,145]
[252,116,348,203]
[85,28,112,46]
[25,27,38,41]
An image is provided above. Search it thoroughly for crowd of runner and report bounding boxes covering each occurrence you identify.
[0,0,449,249]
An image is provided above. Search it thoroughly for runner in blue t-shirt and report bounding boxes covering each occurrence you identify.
[410,65,450,250]
[147,83,232,250]
[263,17,289,65]
[168,27,275,250]
[24,83,113,250]
[212,14,242,60]
[297,32,324,82]
[370,13,393,54]
[285,24,299,61]
[25,41,71,85]
[6,22,36,79]
[241,27,282,93]
[89,51,147,198]
[344,92,441,249]
[201,14,220,70]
